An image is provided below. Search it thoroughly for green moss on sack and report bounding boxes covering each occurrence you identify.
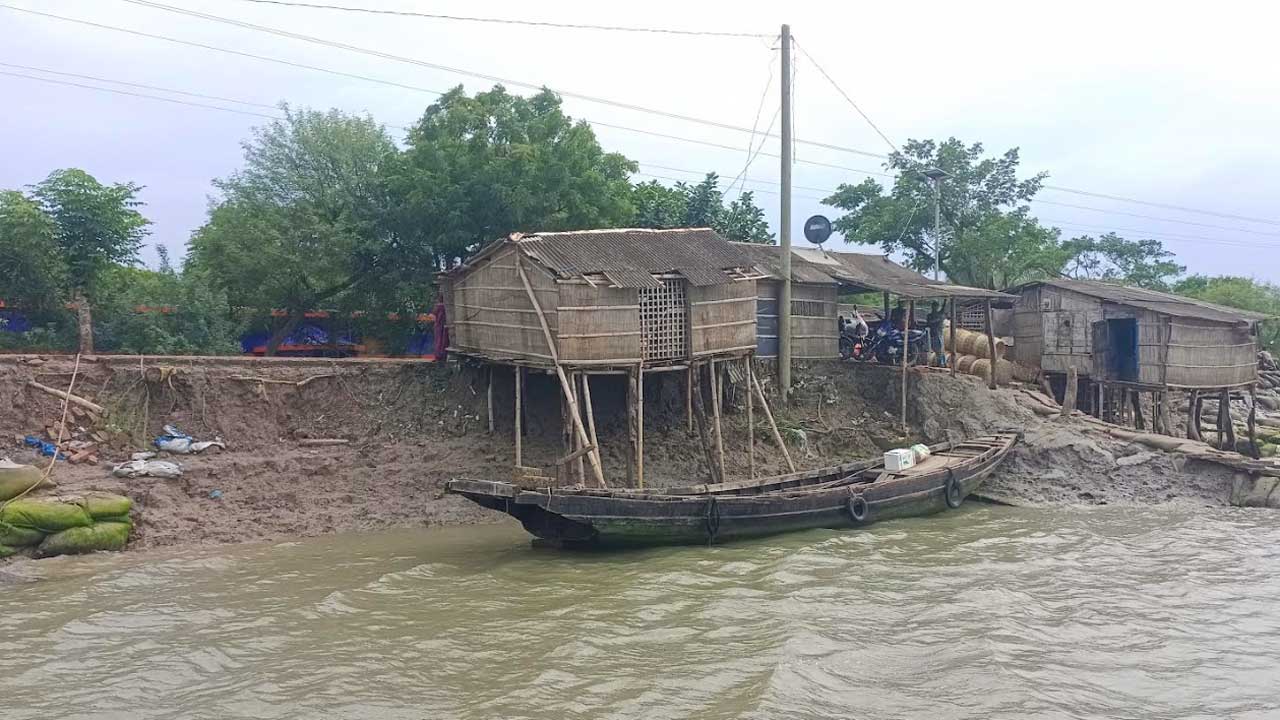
[79,493,133,519]
[37,521,132,557]
[0,499,93,533]
[0,521,46,547]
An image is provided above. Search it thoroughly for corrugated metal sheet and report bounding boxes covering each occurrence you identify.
[603,269,662,289]
[732,243,838,285]
[820,251,1013,300]
[1012,278,1270,323]
[516,227,749,285]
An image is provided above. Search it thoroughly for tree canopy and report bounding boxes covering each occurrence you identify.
[0,190,65,312]
[630,173,773,243]
[383,85,638,269]
[31,169,149,294]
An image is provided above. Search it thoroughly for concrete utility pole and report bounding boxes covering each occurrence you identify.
[779,23,793,401]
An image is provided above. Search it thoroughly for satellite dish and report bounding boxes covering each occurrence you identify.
[803,215,833,244]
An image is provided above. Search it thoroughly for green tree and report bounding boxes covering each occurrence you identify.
[630,173,773,243]
[384,85,637,268]
[1175,275,1280,352]
[31,169,149,352]
[0,190,66,312]
[91,264,240,355]
[823,138,1062,288]
[187,105,398,354]
[1061,232,1184,290]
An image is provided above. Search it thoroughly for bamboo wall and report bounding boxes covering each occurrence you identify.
[557,282,642,364]
[1012,286,1104,375]
[1163,318,1257,388]
[689,280,757,358]
[754,279,838,359]
[447,246,559,363]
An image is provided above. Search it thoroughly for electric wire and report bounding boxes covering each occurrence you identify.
[226,0,771,38]
[793,37,898,154]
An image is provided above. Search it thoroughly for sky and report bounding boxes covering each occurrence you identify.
[4,0,1280,281]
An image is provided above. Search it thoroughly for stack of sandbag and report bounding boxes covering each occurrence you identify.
[0,492,132,559]
[0,459,54,501]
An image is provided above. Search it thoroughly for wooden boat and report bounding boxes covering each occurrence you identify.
[446,433,1019,547]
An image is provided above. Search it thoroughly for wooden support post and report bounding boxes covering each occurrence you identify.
[1187,389,1202,441]
[558,386,571,485]
[636,364,645,489]
[486,367,495,433]
[1248,385,1260,458]
[901,299,912,432]
[949,299,958,378]
[711,359,726,481]
[1159,391,1173,436]
[1039,372,1055,402]
[581,374,600,478]
[691,364,722,484]
[883,291,890,325]
[514,366,523,468]
[1132,390,1145,430]
[685,365,694,432]
[517,258,606,487]
[984,299,997,390]
[570,372,584,483]
[626,365,638,488]
[1060,366,1078,418]
[746,356,756,480]
[1220,389,1236,450]
[751,370,796,473]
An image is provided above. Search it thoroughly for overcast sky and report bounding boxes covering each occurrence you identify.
[4,0,1279,281]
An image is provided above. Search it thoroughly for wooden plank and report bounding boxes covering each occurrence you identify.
[949,299,958,378]
[984,299,998,389]
[557,442,598,466]
[636,364,645,489]
[1061,365,1078,418]
[486,367,495,433]
[711,359,726,482]
[902,299,912,431]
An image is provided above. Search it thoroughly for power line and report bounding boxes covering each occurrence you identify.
[729,49,777,198]
[1041,185,1280,227]
[634,171,827,202]
[1043,218,1280,249]
[1032,198,1280,239]
[793,38,898,154]
[115,0,891,159]
[0,5,897,179]
[0,61,279,110]
[0,70,282,121]
[226,0,771,39]
[70,2,1280,229]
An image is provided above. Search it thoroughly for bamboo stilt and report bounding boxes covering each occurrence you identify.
[1061,366,1078,418]
[636,364,645,489]
[1248,386,1260,458]
[1220,389,1236,450]
[486,367,495,433]
[711,359,725,481]
[984,299,997,390]
[949,300,958,377]
[516,258,606,487]
[626,366,637,488]
[685,365,693,432]
[901,298,912,432]
[581,374,600,475]
[572,372,585,482]
[514,366,523,467]
[690,365,722,484]
[1132,390,1145,430]
[1187,389,1202,441]
[751,370,796,473]
[747,357,756,480]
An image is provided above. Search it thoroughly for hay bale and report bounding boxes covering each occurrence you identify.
[0,521,45,547]
[957,331,978,356]
[0,460,53,502]
[79,493,132,519]
[957,355,978,374]
[36,520,131,557]
[972,359,992,383]
[969,359,1014,385]
[0,499,93,533]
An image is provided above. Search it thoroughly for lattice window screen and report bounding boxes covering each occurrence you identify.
[639,279,688,361]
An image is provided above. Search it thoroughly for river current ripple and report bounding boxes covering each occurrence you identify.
[3,504,1279,719]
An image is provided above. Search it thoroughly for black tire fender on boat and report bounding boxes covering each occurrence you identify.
[846,493,869,522]
[944,468,964,509]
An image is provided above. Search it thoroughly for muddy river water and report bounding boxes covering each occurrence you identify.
[3,504,1279,719]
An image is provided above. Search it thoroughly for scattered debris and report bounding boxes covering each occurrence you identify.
[154,425,226,455]
[297,438,349,447]
[22,435,64,461]
[111,459,183,479]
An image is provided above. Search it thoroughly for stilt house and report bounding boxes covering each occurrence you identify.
[440,228,761,368]
[1007,278,1266,390]
[734,243,840,360]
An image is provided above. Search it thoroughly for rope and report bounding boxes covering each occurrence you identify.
[3,353,82,509]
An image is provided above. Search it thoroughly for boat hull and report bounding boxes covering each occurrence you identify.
[447,434,1016,548]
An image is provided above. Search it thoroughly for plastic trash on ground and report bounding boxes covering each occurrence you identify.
[910,444,932,463]
[112,459,183,479]
[22,436,64,461]
[154,425,226,455]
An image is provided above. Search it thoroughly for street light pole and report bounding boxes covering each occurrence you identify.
[923,168,950,281]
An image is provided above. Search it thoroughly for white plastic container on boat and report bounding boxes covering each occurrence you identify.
[884,448,916,472]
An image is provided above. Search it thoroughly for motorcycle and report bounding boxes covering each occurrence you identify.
[845,324,928,364]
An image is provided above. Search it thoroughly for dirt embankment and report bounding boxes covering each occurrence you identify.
[0,356,917,552]
[3,355,1274,556]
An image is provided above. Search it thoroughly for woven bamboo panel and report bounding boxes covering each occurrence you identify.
[639,278,688,362]
[690,280,757,356]
[448,247,558,362]
[1165,318,1257,388]
[557,282,642,363]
